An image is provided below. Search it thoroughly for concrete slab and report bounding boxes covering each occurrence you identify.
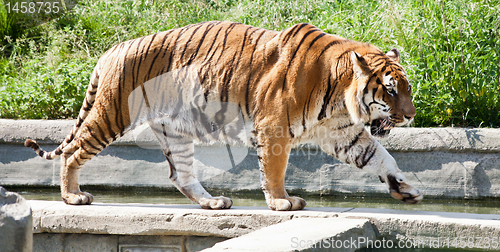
[341,208,500,241]
[28,200,500,251]
[29,200,350,238]
[203,218,375,252]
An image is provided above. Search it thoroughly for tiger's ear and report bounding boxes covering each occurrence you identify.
[350,51,371,80]
[347,51,371,124]
[386,48,400,63]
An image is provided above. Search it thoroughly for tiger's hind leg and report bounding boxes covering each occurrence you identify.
[149,122,232,209]
[59,141,94,205]
[58,119,116,205]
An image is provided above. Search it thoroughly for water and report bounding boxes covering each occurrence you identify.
[11,186,500,215]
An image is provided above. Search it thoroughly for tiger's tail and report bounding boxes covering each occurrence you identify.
[25,66,101,160]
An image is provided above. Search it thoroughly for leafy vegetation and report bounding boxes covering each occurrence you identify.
[1,0,499,127]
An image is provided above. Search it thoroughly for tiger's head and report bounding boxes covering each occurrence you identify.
[346,48,416,137]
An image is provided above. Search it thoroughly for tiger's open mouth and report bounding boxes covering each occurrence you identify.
[370,118,394,137]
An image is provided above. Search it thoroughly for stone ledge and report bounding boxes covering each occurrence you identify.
[2,119,500,152]
[29,200,348,238]
[203,218,375,252]
[340,208,500,240]
[30,200,500,251]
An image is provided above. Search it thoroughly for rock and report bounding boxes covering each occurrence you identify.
[0,186,33,252]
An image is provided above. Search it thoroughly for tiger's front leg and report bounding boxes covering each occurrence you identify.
[318,124,423,204]
[149,123,232,209]
[256,130,307,211]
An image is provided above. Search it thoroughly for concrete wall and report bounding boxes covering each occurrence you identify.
[1,119,500,198]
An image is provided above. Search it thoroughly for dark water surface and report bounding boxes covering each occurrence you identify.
[11,186,500,215]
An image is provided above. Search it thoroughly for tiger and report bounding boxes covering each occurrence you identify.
[25,21,422,211]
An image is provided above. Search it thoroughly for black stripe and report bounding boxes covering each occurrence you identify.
[356,142,377,168]
[222,26,251,97]
[368,101,384,106]
[166,27,189,73]
[135,33,157,86]
[282,28,320,90]
[215,22,238,65]
[199,25,225,91]
[179,23,204,63]
[54,147,63,156]
[282,23,308,46]
[116,43,132,132]
[186,22,217,65]
[361,76,375,111]
[337,122,354,130]
[103,42,121,59]
[292,23,309,36]
[318,76,332,120]
[344,129,364,154]
[215,24,246,123]
[287,107,295,138]
[235,26,253,68]
[317,39,348,59]
[89,124,109,148]
[74,155,83,166]
[98,42,124,84]
[280,25,297,46]
[82,138,102,152]
[142,33,157,65]
[100,112,116,142]
[145,30,175,81]
[380,65,387,73]
[131,37,146,92]
[160,29,177,60]
[113,96,124,134]
[303,78,318,128]
[372,87,379,102]
[202,25,224,63]
[76,116,84,127]
[167,158,176,179]
[114,42,128,117]
[307,32,326,51]
[66,133,74,144]
[80,142,100,156]
[83,98,92,111]
[245,30,266,117]
[82,148,100,157]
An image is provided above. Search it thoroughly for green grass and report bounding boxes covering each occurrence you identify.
[1,0,499,127]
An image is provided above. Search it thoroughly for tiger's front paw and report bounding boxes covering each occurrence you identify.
[199,196,233,209]
[386,174,423,204]
[62,192,94,205]
[267,196,306,211]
